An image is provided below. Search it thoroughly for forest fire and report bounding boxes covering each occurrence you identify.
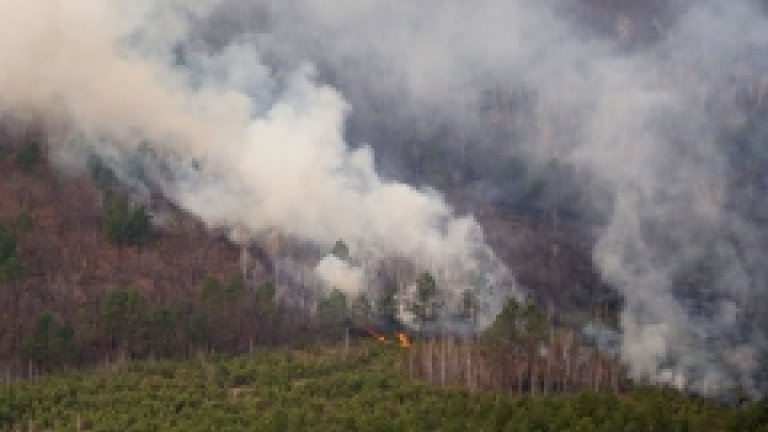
[362,328,411,348]
[396,332,411,348]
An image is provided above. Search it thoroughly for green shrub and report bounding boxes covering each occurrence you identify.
[15,142,41,171]
[0,223,22,282]
[3,346,761,432]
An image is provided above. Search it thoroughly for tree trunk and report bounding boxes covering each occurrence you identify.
[440,333,447,386]
[465,339,473,392]
[409,345,415,379]
[343,326,350,359]
[529,352,537,395]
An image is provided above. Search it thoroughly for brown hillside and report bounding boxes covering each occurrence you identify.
[0,142,241,360]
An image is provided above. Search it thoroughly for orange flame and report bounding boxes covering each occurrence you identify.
[396,332,412,348]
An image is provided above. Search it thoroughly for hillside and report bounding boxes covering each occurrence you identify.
[0,131,617,371]
[3,344,766,432]
[0,141,245,366]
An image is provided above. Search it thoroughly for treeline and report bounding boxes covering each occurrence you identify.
[0,197,624,397]
[406,299,625,395]
[2,345,766,431]
[0,204,370,377]
[0,172,342,378]
[0,183,631,401]
[8,276,326,378]
[0,191,379,380]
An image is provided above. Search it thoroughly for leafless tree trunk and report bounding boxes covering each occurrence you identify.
[440,333,447,386]
[465,339,473,393]
[409,344,415,379]
[343,327,350,359]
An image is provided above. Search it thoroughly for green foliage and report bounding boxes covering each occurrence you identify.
[14,142,41,171]
[3,346,763,431]
[129,204,153,249]
[88,155,118,191]
[186,312,210,349]
[148,306,183,356]
[199,274,243,306]
[0,251,22,283]
[0,223,18,266]
[255,280,277,322]
[331,239,350,261]
[14,210,34,235]
[487,298,521,343]
[0,223,22,282]
[317,289,348,339]
[484,299,550,365]
[522,302,548,342]
[103,194,131,250]
[101,286,148,354]
[22,314,74,369]
[412,271,438,324]
[103,194,155,253]
[257,281,276,306]
[729,400,768,432]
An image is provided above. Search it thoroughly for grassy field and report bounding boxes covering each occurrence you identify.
[1,344,766,431]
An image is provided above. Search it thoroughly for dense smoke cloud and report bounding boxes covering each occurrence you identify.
[1,0,767,398]
[206,0,767,398]
[0,0,511,329]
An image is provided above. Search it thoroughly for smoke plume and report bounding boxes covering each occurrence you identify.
[0,0,511,329]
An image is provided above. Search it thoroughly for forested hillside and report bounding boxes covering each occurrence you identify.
[0,130,617,380]
[3,344,767,432]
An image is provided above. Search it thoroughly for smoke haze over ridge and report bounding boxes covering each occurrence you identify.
[1,0,767,398]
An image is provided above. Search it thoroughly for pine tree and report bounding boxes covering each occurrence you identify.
[103,194,154,256]
[22,314,74,370]
[101,286,148,357]
[14,142,41,172]
[0,223,22,283]
[412,272,439,329]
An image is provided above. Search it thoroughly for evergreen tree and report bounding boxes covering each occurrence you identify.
[129,204,153,254]
[522,303,548,342]
[487,298,521,343]
[257,280,276,307]
[14,142,41,172]
[103,194,154,255]
[198,274,244,350]
[0,223,22,283]
[22,314,74,370]
[411,272,439,328]
[148,306,179,356]
[101,286,148,356]
[331,240,350,261]
[317,289,349,340]
[186,312,210,350]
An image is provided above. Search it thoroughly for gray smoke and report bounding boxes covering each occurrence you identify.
[0,0,513,331]
[1,0,767,398]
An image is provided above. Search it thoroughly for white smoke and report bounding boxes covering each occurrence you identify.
[185,0,768,397]
[278,0,768,398]
[315,256,364,298]
[0,0,511,327]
